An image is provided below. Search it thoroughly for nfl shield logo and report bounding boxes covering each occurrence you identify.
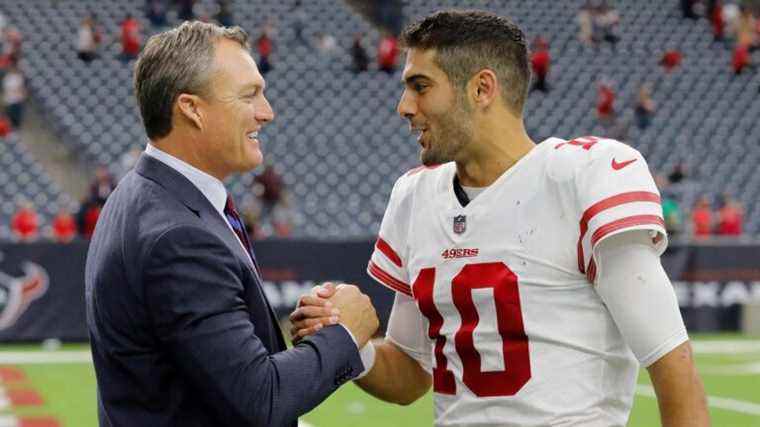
[453,215,467,234]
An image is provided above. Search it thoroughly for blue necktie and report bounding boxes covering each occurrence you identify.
[224,195,258,271]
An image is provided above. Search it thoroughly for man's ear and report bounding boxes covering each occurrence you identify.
[470,69,498,109]
[176,93,204,131]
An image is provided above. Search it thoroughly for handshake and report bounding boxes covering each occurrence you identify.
[289,283,379,348]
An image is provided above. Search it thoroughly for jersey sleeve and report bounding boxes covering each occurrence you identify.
[573,139,667,282]
[367,175,413,296]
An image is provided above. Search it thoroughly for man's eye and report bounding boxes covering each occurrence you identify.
[414,84,427,92]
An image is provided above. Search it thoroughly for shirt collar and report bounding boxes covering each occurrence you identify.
[144,143,228,217]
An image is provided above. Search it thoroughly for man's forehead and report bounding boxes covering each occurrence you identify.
[401,48,444,82]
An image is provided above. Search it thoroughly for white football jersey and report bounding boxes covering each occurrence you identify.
[367,137,667,427]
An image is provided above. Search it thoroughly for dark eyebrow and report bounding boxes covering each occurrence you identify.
[402,74,432,85]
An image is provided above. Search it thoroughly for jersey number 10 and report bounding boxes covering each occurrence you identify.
[413,262,531,397]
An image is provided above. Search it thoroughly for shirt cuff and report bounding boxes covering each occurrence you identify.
[338,324,376,378]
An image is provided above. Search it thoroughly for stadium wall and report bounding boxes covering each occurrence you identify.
[0,241,758,341]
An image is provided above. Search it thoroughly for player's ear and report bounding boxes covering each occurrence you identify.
[470,69,498,109]
[176,93,204,131]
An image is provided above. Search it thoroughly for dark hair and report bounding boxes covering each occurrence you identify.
[400,10,530,115]
[133,21,249,140]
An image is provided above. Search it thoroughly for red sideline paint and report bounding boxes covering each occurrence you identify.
[0,366,26,382]
[20,417,61,427]
[8,389,44,406]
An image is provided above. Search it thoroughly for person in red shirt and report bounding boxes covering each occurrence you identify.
[120,14,141,61]
[52,207,77,243]
[596,80,615,128]
[0,113,11,137]
[10,201,39,242]
[691,196,713,238]
[378,31,399,74]
[530,37,551,92]
[717,194,744,236]
[660,50,682,73]
[256,23,274,74]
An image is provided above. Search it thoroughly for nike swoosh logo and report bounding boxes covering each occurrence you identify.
[611,158,637,170]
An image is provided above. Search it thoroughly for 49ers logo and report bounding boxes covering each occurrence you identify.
[441,248,479,259]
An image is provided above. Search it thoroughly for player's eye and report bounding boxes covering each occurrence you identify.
[413,83,427,93]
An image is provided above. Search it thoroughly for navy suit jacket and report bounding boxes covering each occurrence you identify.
[85,154,363,427]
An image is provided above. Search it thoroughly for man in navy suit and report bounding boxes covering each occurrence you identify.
[85,21,379,427]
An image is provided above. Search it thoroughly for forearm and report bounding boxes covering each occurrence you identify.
[355,340,431,405]
[648,341,710,427]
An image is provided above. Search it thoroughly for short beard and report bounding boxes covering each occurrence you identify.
[420,93,474,166]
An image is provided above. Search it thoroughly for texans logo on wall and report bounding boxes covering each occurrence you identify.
[0,261,49,330]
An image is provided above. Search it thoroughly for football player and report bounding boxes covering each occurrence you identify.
[291,9,709,427]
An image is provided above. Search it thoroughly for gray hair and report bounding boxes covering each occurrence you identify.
[133,21,249,140]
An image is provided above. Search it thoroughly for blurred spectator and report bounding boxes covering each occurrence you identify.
[241,201,264,241]
[717,194,744,236]
[89,165,116,206]
[177,0,196,22]
[253,163,284,219]
[668,162,688,184]
[214,0,234,27]
[145,0,168,28]
[51,206,77,243]
[350,33,369,73]
[732,6,757,74]
[316,32,337,56]
[0,26,22,69]
[709,0,725,42]
[378,31,399,74]
[656,175,683,236]
[723,2,741,38]
[733,43,751,74]
[119,14,141,62]
[737,6,757,49]
[290,0,307,45]
[530,37,551,92]
[578,1,595,45]
[271,195,294,238]
[10,201,38,242]
[3,64,26,129]
[76,15,101,62]
[596,79,616,125]
[660,49,683,73]
[597,2,621,46]
[0,113,11,137]
[77,199,102,239]
[691,196,713,238]
[256,22,274,74]
[634,83,655,129]
[681,0,700,19]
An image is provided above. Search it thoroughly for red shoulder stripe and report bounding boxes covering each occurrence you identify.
[576,191,661,273]
[376,237,403,267]
[367,261,412,296]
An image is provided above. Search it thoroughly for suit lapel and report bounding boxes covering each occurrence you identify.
[135,154,284,349]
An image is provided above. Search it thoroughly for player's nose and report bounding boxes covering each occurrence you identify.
[396,89,416,120]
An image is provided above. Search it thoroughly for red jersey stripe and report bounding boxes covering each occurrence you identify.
[376,237,403,268]
[576,191,661,274]
[590,215,665,247]
[367,261,412,296]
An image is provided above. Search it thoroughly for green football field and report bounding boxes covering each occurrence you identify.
[0,333,757,426]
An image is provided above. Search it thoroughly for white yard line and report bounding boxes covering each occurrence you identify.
[0,351,92,364]
[691,340,760,354]
[635,384,760,416]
